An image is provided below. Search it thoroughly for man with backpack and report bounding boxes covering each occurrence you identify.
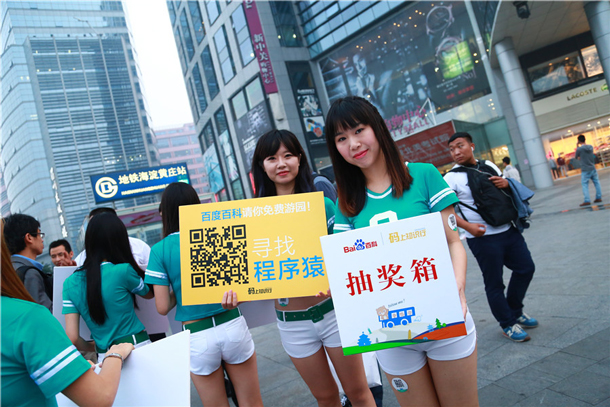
[443,132,537,342]
[4,214,53,311]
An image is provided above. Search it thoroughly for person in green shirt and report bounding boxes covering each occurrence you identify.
[250,130,375,407]
[62,212,153,359]
[145,182,263,407]
[325,96,478,407]
[1,224,134,407]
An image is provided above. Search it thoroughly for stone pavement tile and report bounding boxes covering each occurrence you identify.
[256,355,302,395]
[549,370,610,405]
[586,358,610,378]
[526,276,610,296]
[506,316,579,348]
[561,328,610,361]
[595,397,610,407]
[513,389,590,407]
[260,375,317,406]
[530,351,597,379]
[478,343,555,381]
[477,377,492,390]
[478,383,524,407]
[495,365,564,397]
[521,294,608,320]
[546,319,610,350]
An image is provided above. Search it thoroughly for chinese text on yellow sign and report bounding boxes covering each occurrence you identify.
[180,192,329,305]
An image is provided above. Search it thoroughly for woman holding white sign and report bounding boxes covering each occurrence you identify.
[1,222,135,407]
[250,130,375,407]
[145,183,263,407]
[325,96,478,407]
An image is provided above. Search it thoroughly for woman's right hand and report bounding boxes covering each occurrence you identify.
[107,343,135,362]
[221,290,239,310]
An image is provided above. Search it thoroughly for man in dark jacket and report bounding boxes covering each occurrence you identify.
[4,214,52,311]
[575,134,602,206]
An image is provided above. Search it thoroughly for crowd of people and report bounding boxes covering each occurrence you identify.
[2,96,556,407]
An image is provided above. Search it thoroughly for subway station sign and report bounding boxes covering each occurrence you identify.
[90,163,190,203]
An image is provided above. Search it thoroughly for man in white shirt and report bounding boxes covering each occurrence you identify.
[74,207,151,269]
[444,132,537,343]
[502,157,521,183]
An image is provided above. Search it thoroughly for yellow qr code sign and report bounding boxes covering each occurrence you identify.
[179,192,330,305]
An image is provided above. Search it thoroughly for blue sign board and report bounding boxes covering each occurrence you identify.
[90,163,190,203]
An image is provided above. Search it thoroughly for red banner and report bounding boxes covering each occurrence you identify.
[243,0,278,94]
[395,121,456,167]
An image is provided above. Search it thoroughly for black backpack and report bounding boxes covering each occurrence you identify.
[16,265,54,301]
[449,163,518,227]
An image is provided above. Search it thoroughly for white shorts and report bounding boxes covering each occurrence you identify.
[376,311,477,376]
[189,316,255,376]
[277,309,342,358]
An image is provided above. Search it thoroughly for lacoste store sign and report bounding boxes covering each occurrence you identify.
[533,79,609,116]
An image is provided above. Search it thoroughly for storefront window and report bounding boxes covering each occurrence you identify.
[528,52,585,96]
[581,45,603,77]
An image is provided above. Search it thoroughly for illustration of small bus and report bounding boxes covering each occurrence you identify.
[380,306,416,328]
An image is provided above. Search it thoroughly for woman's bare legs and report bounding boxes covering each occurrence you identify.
[290,347,342,407]
[191,366,230,407]
[428,345,478,407]
[326,346,376,406]
[224,352,264,407]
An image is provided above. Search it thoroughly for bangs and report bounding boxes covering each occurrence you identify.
[326,97,374,139]
[256,130,302,161]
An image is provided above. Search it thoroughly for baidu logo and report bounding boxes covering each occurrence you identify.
[343,238,378,253]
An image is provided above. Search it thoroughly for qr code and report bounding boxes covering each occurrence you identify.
[189,225,248,288]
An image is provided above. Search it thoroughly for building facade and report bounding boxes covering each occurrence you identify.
[169,0,607,199]
[1,1,156,250]
[154,123,209,194]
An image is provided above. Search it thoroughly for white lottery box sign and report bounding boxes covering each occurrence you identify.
[320,212,466,355]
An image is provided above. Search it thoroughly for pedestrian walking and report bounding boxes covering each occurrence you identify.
[325,96,478,407]
[502,157,521,183]
[145,182,263,407]
[444,132,538,343]
[575,134,602,206]
[62,213,153,360]
[252,129,375,407]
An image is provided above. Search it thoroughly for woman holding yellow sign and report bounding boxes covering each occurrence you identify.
[325,96,478,407]
[144,183,263,407]
[251,130,375,407]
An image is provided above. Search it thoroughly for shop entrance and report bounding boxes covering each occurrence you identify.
[541,115,610,179]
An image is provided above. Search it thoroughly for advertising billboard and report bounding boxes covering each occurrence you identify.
[319,2,491,139]
[234,100,273,173]
[90,164,190,204]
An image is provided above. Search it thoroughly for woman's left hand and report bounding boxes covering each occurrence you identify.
[221,290,239,310]
[315,288,331,298]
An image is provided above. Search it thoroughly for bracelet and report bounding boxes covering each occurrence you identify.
[104,352,124,368]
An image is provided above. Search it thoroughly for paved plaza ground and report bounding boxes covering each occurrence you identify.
[193,167,610,407]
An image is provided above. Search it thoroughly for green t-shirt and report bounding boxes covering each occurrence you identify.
[62,262,149,351]
[323,196,335,234]
[334,163,458,232]
[2,297,91,407]
[145,233,225,322]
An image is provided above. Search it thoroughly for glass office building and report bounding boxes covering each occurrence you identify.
[1,1,155,249]
[171,1,605,194]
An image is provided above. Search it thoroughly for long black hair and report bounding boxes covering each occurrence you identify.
[159,182,201,237]
[325,96,413,217]
[251,129,314,197]
[81,212,143,325]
